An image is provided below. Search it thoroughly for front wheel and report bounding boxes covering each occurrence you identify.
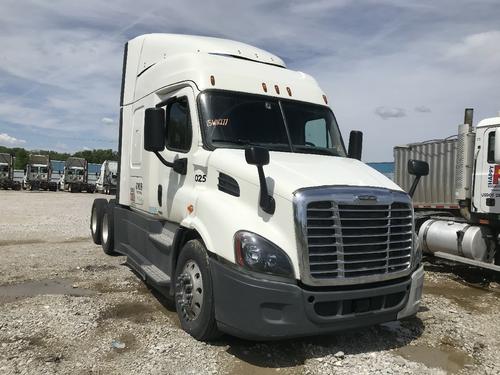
[175,240,220,341]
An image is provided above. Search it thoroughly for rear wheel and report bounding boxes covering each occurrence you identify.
[90,199,107,245]
[175,240,220,341]
[101,200,117,255]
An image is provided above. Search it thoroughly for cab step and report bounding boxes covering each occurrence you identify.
[141,264,171,286]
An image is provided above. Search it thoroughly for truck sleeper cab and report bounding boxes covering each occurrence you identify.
[90,34,423,340]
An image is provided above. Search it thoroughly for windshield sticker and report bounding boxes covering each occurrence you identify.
[487,165,500,188]
[207,118,229,127]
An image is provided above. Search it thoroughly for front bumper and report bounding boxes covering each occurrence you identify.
[210,259,424,340]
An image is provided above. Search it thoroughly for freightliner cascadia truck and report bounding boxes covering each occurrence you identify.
[90,34,426,341]
[395,109,500,272]
[0,153,21,190]
[60,157,95,193]
[23,154,58,191]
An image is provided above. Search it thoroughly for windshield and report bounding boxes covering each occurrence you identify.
[199,91,346,156]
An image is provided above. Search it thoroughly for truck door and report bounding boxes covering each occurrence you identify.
[474,126,500,214]
[157,87,198,223]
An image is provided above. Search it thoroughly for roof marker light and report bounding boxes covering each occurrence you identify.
[262,83,268,92]
[286,87,292,96]
[323,94,328,104]
[274,85,280,95]
[210,75,215,86]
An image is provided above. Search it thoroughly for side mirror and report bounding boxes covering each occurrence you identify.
[144,108,166,152]
[407,159,429,197]
[245,147,269,166]
[348,130,363,160]
[408,159,429,177]
[245,147,274,215]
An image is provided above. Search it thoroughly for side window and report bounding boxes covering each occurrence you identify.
[487,131,495,164]
[305,118,329,148]
[166,98,192,153]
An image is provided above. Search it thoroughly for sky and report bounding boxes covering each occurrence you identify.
[0,0,499,161]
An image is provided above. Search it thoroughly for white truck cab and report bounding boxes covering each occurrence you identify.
[96,160,118,195]
[90,34,424,340]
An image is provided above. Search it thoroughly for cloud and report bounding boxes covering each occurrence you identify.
[0,0,499,160]
[0,133,26,146]
[415,105,431,113]
[101,117,114,125]
[374,107,406,120]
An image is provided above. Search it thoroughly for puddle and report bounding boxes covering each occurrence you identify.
[424,278,500,311]
[225,341,306,375]
[0,279,95,303]
[395,345,473,374]
[228,360,301,375]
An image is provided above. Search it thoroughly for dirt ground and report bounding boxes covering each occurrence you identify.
[0,190,499,375]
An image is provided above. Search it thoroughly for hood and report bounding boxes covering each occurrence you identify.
[208,148,402,200]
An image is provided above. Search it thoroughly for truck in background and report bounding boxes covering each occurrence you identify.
[395,108,500,272]
[23,154,58,191]
[96,160,118,195]
[60,157,95,193]
[90,34,425,341]
[0,153,21,190]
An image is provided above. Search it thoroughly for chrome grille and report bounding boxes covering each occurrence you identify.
[294,187,414,286]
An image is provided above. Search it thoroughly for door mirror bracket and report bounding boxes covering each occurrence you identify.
[245,147,275,215]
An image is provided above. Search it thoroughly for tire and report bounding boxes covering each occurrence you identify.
[101,200,117,255]
[174,240,220,341]
[90,198,107,245]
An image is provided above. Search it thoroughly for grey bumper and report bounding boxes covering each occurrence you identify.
[210,259,424,340]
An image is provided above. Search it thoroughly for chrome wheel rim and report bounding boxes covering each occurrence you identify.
[176,260,203,321]
[102,213,109,245]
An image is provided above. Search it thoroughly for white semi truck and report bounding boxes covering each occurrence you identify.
[96,160,118,195]
[23,154,58,191]
[395,109,500,272]
[0,153,21,190]
[60,157,95,193]
[90,34,425,341]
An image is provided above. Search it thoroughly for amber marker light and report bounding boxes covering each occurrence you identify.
[187,204,194,214]
[210,75,215,86]
[322,94,328,104]
[286,87,292,96]
[274,85,280,94]
[262,82,268,92]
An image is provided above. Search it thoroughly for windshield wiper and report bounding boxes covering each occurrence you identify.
[293,145,340,157]
[211,138,259,146]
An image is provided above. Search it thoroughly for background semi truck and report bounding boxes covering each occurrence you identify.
[0,153,21,190]
[60,157,95,193]
[90,34,425,341]
[395,109,500,271]
[96,160,118,195]
[23,154,57,191]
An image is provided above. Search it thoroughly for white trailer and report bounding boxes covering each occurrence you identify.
[90,34,424,341]
[395,109,500,271]
[96,160,118,195]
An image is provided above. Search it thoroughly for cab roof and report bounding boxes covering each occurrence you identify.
[476,117,500,128]
[122,34,327,107]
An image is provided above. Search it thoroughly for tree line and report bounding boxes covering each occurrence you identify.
[0,146,118,169]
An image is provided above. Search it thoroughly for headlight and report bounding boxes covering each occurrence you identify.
[234,231,294,278]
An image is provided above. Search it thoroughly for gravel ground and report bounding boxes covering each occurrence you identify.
[0,190,499,374]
